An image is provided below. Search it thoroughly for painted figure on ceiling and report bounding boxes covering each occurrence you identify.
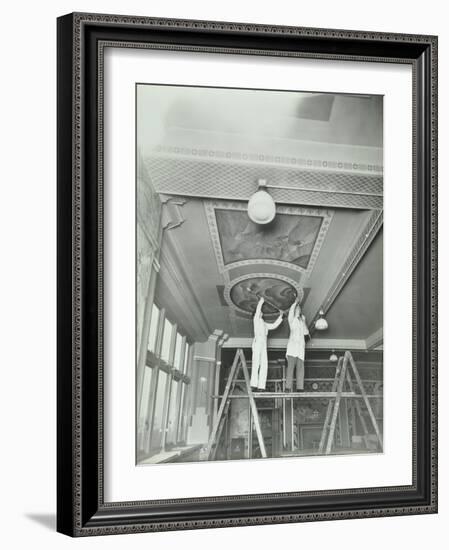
[216,210,322,268]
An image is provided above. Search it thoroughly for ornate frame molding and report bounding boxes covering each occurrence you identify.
[57,12,437,537]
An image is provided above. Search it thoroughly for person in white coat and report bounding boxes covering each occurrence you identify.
[251,297,283,390]
[285,298,309,391]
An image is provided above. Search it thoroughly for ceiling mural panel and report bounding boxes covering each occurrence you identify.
[227,263,301,282]
[226,275,303,317]
[204,200,333,279]
[215,209,322,269]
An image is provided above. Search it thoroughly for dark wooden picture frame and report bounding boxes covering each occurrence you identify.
[57,12,438,536]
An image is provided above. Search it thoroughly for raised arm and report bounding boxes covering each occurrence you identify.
[265,313,283,331]
[254,296,264,319]
[288,301,296,325]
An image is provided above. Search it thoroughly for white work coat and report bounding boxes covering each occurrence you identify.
[251,300,282,389]
[286,303,309,360]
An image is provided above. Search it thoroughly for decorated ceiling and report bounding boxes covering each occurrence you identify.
[230,277,298,316]
[203,200,332,320]
[215,209,323,268]
[138,84,384,347]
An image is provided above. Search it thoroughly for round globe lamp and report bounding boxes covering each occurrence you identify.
[315,310,328,331]
[247,179,276,224]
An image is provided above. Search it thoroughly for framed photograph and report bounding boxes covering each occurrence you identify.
[57,12,438,536]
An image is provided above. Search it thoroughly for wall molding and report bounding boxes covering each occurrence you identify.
[223,337,368,350]
[366,327,383,350]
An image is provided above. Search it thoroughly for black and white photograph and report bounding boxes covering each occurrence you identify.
[136,84,384,465]
[0,0,443,545]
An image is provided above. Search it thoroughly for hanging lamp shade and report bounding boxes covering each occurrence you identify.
[329,352,338,362]
[247,179,275,224]
[315,309,328,331]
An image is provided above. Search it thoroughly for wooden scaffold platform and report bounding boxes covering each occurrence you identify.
[206,349,383,459]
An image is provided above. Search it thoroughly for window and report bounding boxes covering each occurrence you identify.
[183,342,190,374]
[173,333,183,370]
[166,380,179,445]
[147,304,160,352]
[140,307,193,453]
[137,367,153,451]
[151,370,168,450]
[178,383,187,443]
[160,319,173,363]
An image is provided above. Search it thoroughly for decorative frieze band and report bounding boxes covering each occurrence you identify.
[152,144,383,175]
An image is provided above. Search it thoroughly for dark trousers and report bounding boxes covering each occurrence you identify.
[286,355,304,390]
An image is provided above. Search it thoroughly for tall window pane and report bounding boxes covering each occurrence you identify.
[151,370,168,450]
[147,304,160,352]
[137,367,152,451]
[183,342,190,374]
[178,383,186,442]
[160,319,173,363]
[166,380,179,445]
[173,333,183,370]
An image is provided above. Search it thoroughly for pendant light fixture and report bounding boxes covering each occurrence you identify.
[247,178,276,224]
[329,351,338,362]
[314,309,328,331]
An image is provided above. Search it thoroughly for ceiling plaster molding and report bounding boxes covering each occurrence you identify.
[160,196,187,231]
[218,333,229,347]
[193,355,216,363]
[308,338,367,350]
[366,327,383,350]
[159,234,211,340]
[137,212,160,252]
[146,157,383,210]
[204,200,333,280]
[223,272,303,317]
[151,144,383,175]
[208,329,224,342]
[309,209,383,333]
[222,337,367,350]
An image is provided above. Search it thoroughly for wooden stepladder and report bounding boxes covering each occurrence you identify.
[205,349,267,460]
[318,351,383,455]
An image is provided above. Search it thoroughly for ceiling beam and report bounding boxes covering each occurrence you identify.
[144,156,383,210]
[222,337,368,350]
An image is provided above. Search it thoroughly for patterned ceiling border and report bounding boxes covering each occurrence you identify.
[153,144,383,175]
[223,272,303,317]
[146,157,383,210]
[204,200,333,278]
